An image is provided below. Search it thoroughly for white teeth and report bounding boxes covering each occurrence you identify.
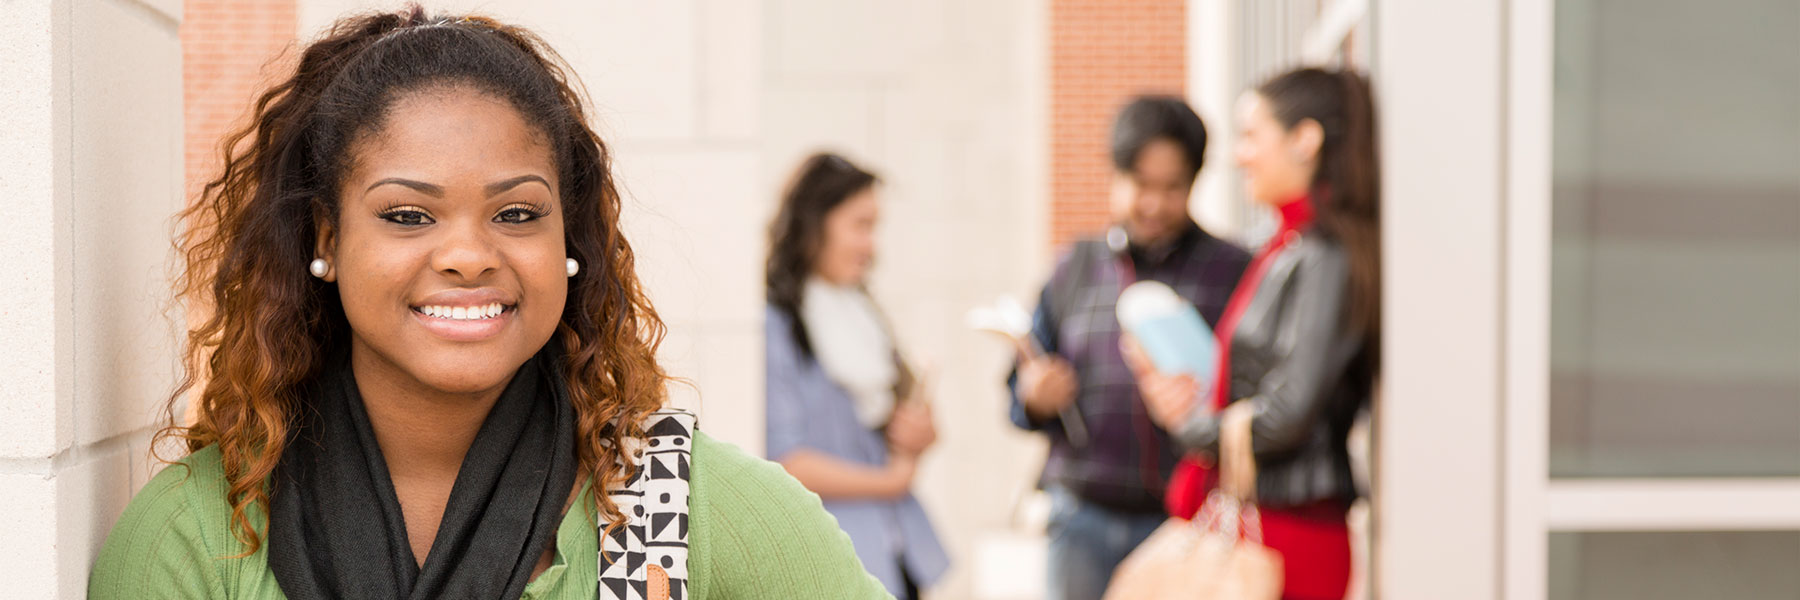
[418,302,507,320]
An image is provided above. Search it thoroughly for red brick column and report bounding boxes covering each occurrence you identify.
[1049,0,1187,249]
[182,1,297,202]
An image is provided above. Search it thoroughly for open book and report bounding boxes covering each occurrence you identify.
[1116,281,1217,379]
[966,295,1091,447]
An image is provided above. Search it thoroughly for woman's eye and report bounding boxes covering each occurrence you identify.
[495,205,547,224]
[380,208,433,226]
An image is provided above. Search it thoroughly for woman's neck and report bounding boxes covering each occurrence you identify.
[1275,192,1315,232]
[346,345,517,568]
[349,348,509,479]
[809,271,858,289]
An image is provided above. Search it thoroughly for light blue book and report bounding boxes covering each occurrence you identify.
[1117,281,1217,379]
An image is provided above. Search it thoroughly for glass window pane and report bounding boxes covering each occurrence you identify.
[1550,0,1800,478]
[1548,531,1800,600]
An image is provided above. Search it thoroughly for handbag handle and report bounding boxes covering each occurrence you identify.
[1193,402,1265,544]
[1218,401,1258,502]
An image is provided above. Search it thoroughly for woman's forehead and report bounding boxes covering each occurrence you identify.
[345,88,555,187]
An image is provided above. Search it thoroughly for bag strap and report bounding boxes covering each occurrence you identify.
[1192,402,1265,545]
[1219,402,1258,503]
[599,409,696,600]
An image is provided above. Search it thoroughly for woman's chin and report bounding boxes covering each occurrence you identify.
[405,358,528,397]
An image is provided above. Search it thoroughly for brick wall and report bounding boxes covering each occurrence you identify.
[183,1,297,201]
[1049,0,1187,248]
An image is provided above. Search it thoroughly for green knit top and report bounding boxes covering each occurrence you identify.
[89,433,891,599]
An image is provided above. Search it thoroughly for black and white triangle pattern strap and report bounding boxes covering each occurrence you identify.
[599,409,695,600]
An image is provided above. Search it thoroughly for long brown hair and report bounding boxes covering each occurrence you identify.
[159,7,669,553]
[1258,67,1381,354]
[764,152,879,357]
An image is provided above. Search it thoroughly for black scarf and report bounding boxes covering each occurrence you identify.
[268,350,578,600]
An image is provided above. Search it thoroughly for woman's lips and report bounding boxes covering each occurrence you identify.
[410,303,514,342]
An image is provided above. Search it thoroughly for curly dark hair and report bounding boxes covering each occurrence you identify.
[158,6,670,553]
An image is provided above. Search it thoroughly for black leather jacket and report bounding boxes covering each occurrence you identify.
[1173,232,1376,508]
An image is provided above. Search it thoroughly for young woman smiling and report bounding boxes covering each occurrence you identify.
[1128,67,1381,600]
[89,8,885,600]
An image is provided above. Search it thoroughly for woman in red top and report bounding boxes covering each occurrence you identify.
[1126,67,1381,600]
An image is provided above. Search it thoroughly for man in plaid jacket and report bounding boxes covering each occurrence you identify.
[1009,96,1250,600]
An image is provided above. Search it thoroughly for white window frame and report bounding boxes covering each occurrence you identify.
[1503,0,1800,598]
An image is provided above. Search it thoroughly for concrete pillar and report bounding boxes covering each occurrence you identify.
[0,0,185,597]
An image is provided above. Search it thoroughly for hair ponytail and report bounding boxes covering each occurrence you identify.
[1256,67,1381,355]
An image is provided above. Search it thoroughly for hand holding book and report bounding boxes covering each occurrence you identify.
[1116,281,1217,430]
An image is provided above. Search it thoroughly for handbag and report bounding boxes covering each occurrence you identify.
[1102,402,1283,600]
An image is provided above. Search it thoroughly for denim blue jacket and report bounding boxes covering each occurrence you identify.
[764,305,950,595]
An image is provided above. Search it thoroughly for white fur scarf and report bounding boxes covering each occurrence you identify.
[801,277,898,429]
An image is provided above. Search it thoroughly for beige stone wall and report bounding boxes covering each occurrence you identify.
[757,1,1052,597]
[0,0,185,596]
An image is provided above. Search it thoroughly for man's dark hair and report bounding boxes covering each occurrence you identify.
[1109,95,1208,180]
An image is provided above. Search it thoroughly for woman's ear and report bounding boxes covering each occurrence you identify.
[314,213,339,282]
[1289,118,1326,165]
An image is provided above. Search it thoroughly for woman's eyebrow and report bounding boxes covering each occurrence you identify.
[484,174,551,197]
[362,175,548,198]
[365,177,444,197]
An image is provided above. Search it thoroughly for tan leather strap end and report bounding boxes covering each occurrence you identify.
[646,564,670,600]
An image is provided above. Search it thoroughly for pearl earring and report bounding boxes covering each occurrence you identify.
[309,258,329,279]
[566,258,580,278]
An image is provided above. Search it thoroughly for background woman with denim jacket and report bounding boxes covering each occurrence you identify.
[764,152,952,599]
